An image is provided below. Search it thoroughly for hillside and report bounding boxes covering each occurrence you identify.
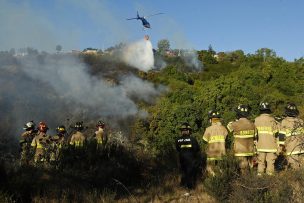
[1,48,304,202]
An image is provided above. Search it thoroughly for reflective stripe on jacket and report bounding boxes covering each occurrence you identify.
[228,118,256,156]
[203,122,228,159]
[254,114,278,152]
[280,117,304,155]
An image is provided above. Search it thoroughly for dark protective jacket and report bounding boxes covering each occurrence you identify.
[176,134,202,189]
[176,135,200,164]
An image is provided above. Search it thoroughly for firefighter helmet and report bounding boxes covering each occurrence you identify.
[208,109,221,119]
[96,120,105,128]
[56,125,66,134]
[285,103,299,117]
[74,121,84,131]
[236,104,249,118]
[23,121,35,130]
[259,102,271,111]
[180,122,191,130]
[38,122,48,133]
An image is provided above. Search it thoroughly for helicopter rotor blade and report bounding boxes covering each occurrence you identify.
[145,12,164,18]
[126,17,138,20]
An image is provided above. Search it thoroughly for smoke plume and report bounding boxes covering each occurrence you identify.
[0,53,164,144]
[121,39,154,71]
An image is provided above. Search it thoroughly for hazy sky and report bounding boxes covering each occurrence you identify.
[1,0,303,60]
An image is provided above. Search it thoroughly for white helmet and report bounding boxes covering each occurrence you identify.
[23,121,35,130]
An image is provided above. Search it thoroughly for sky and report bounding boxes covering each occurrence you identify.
[1,0,303,61]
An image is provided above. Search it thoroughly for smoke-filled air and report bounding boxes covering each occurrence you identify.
[122,39,154,71]
[2,0,304,202]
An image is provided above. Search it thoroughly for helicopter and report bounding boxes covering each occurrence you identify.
[126,11,164,29]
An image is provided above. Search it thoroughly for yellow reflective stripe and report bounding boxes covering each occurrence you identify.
[208,135,225,143]
[278,141,285,145]
[257,148,277,152]
[258,131,274,134]
[203,137,208,142]
[280,130,303,137]
[32,142,43,148]
[181,144,192,148]
[290,131,303,136]
[227,122,233,132]
[286,151,304,155]
[207,157,223,161]
[234,152,254,156]
[257,127,272,131]
[74,141,83,147]
[209,140,225,143]
[97,140,103,144]
[234,134,254,138]
[239,130,255,135]
[257,126,275,134]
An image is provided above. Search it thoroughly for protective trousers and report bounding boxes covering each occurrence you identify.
[180,156,197,189]
[258,152,276,175]
[206,160,220,176]
[237,156,253,173]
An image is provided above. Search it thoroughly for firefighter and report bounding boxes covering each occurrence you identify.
[49,125,66,164]
[255,102,278,176]
[94,121,107,149]
[175,122,200,189]
[69,121,86,148]
[279,103,304,169]
[19,121,37,165]
[31,122,51,166]
[227,105,257,174]
[203,110,228,176]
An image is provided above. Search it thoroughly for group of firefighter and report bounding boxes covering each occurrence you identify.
[19,120,107,167]
[19,102,304,188]
[176,102,304,189]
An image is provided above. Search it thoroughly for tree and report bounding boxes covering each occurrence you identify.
[56,45,62,53]
[157,39,170,55]
[255,48,276,61]
[208,44,216,55]
[197,50,218,64]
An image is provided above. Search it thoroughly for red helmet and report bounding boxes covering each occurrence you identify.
[38,121,48,132]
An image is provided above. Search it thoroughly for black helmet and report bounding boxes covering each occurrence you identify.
[285,103,299,117]
[180,122,191,130]
[96,120,105,128]
[236,104,249,118]
[74,121,84,131]
[208,109,221,119]
[259,102,271,112]
[23,121,35,131]
[56,125,66,134]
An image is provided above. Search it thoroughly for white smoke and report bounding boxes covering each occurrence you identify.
[19,55,161,118]
[154,17,202,71]
[121,75,167,102]
[0,53,166,141]
[121,39,154,72]
[180,49,202,71]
